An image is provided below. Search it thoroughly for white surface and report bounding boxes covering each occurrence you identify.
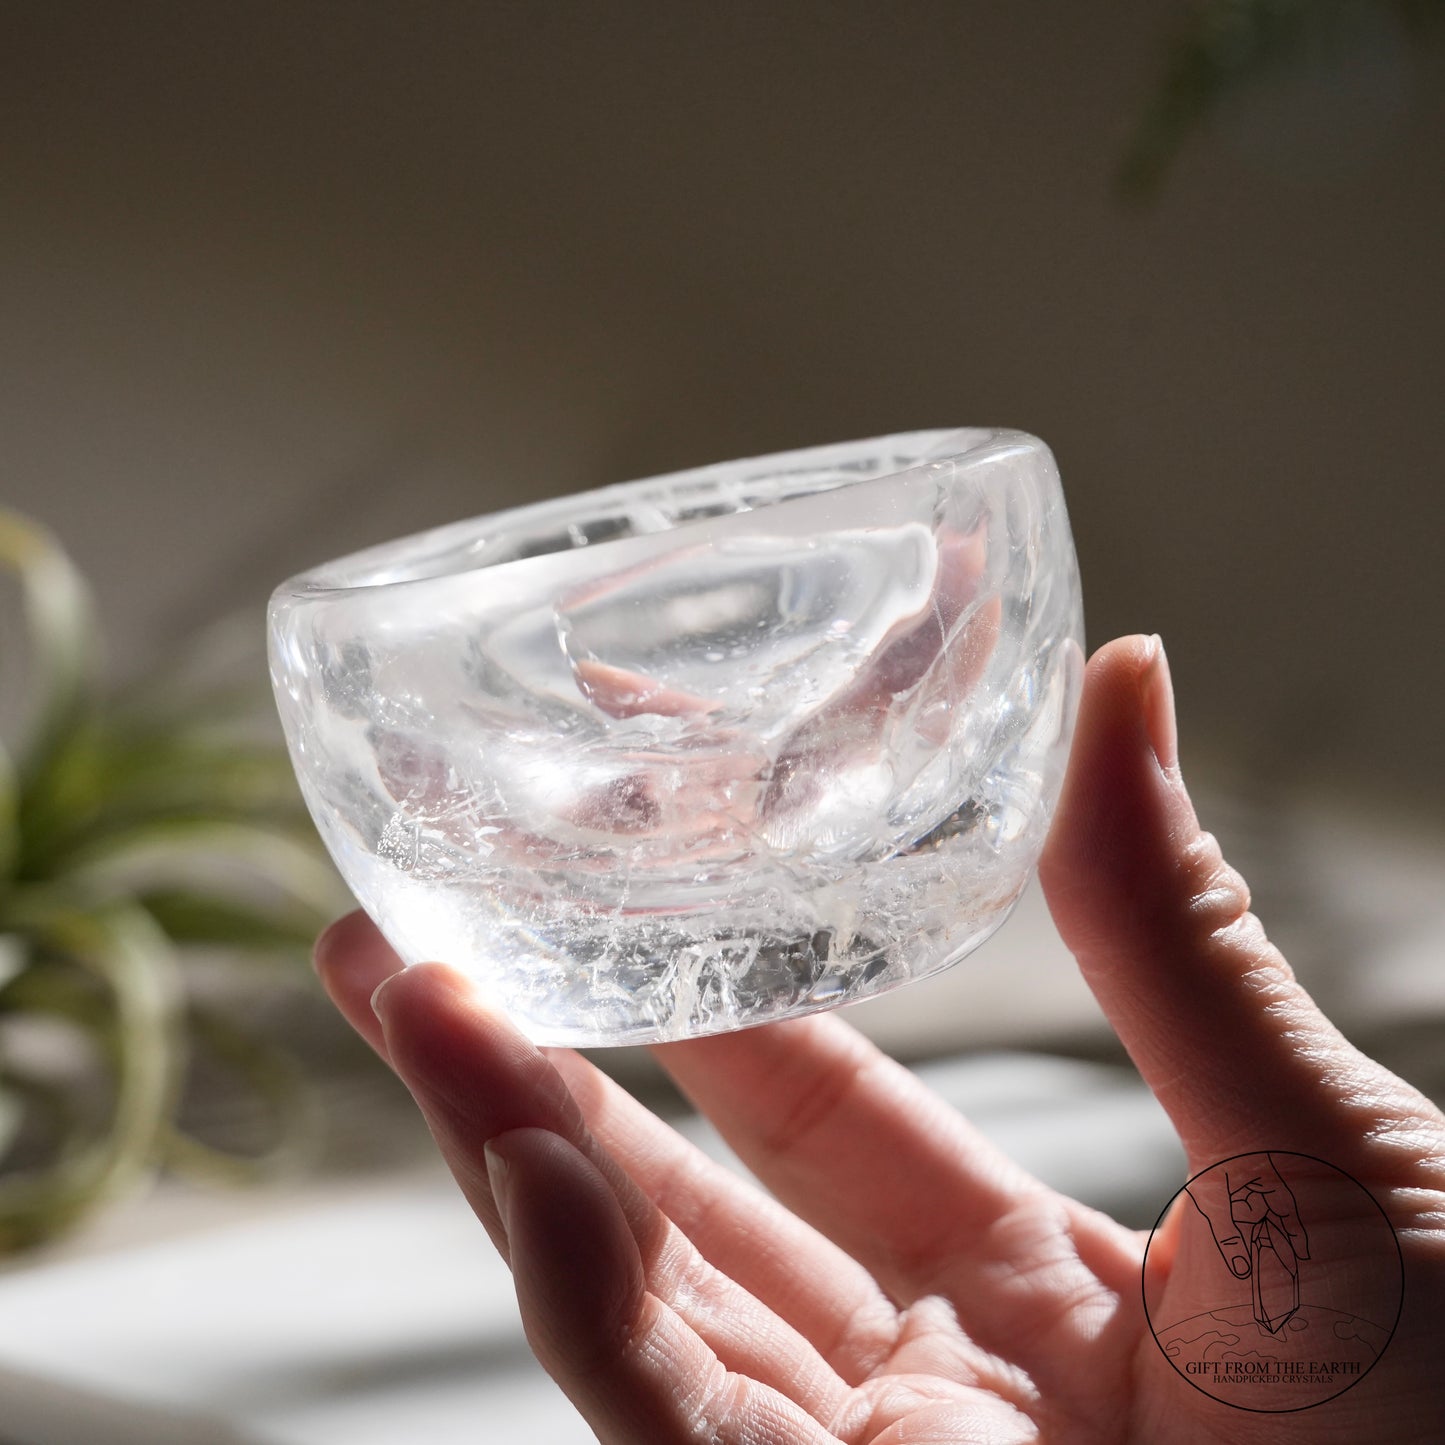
[0,1172,587,1445]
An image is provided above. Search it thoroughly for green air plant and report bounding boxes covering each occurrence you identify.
[0,511,344,1251]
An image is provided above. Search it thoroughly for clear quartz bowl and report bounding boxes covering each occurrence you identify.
[268,429,1084,1046]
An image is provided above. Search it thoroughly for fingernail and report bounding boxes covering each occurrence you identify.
[311,917,341,976]
[1230,1253,1251,1278]
[484,1140,512,1235]
[370,971,401,1023]
[1141,634,1179,772]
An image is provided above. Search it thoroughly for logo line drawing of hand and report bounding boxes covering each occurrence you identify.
[1185,1152,1312,1332]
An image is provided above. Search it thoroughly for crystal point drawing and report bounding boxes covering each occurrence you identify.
[1250,1216,1302,1333]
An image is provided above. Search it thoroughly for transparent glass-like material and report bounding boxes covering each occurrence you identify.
[268,430,1084,1045]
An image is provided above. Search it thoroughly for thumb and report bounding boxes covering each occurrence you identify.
[1038,634,1428,1178]
[1183,1167,1252,1279]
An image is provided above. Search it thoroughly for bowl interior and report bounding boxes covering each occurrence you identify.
[281,428,994,597]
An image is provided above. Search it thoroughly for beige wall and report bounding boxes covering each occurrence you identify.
[3,3,1443,812]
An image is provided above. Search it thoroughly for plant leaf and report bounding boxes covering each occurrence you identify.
[88,729,307,821]
[0,903,186,1250]
[0,1082,22,1163]
[138,889,326,953]
[161,1006,321,1185]
[60,818,347,919]
[15,723,315,876]
[0,933,26,991]
[0,738,16,880]
[0,510,95,782]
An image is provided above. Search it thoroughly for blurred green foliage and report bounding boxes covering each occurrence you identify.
[1122,0,1443,196]
[0,511,343,1251]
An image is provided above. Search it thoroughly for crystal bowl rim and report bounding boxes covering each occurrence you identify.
[269,426,1044,605]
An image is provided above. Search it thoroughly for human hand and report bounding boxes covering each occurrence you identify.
[315,634,1445,1442]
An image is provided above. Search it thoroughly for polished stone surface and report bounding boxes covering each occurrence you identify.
[270,430,1083,1043]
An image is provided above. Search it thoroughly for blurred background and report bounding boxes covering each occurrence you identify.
[0,3,1442,1441]
[4,2,1444,807]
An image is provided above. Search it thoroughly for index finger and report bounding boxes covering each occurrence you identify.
[650,1009,1141,1392]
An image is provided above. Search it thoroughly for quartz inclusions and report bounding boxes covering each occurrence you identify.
[269,432,1083,1045]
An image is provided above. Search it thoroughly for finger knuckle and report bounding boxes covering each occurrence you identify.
[1174,830,1254,940]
